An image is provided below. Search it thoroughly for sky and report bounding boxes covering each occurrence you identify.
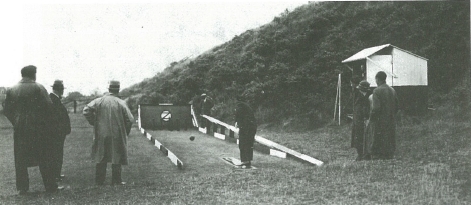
[0,1,307,96]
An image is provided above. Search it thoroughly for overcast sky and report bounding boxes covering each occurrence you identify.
[0,1,307,95]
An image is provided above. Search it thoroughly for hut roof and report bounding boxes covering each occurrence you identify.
[341,44,428,63]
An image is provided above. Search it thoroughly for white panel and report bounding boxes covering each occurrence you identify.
[154,140,162,148]
[366,55,393,87]
[214,133,225,140]
[198,127,207,133]
[168,151,178,166]
[393,48,428,86]
[269,149,287,158]
[146,133,152,140]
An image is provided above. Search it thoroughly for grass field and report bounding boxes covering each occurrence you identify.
[0,107,469,204]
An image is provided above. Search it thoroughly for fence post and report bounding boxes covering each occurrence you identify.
[220,126,226,136]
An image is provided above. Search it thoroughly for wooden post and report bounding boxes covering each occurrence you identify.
[333,80,339,122]
[339,73,341,126]
[73,100,77,113]
[221,126,226,136]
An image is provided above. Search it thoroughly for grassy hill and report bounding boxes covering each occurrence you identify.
[121,1,469,128]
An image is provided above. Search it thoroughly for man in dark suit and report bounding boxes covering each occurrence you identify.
[49,80,71,182]
[4,66,62,194]
[234,94,257,169]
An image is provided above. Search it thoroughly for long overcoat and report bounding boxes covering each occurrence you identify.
[370,83,398,157]
[4,78,53,167]
[351,89,372,149]
[50,93,71,138]
[83,93,134,165]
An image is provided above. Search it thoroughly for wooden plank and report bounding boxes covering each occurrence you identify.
[202,115,238,132]
[190,105,199,128]
[200,115,324,166]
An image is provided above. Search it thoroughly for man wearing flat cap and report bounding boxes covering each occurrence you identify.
[4,65,61,194]
[49,80,71,182]
[351,80,372,161]
[83,81,134,185]
[234,94,257,169]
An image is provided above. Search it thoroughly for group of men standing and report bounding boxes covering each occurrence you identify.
[351,71,398,161]
[4,65,133,195]
[4,66,71,194]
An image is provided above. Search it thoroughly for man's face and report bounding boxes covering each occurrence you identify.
[56,88,64,97]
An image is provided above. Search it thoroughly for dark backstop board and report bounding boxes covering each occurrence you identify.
[139,104,192,130]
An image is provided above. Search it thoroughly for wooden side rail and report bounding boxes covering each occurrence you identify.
[200,114,323,166]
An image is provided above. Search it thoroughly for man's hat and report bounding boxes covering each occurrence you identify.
[356,80,370,92]
[51,80,65,89]
[21,65,37,77]
[201,93,207,97]
[108,80,120,90]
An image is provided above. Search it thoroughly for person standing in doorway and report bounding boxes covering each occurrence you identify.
[83,81,134,185]
[370,71,398,160]
[49,80,71,182]
[234,95,257,169]
[4,65,62,194]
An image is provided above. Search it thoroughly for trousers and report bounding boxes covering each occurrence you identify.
[238,126,256,162]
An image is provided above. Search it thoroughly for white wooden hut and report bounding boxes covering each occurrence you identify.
[342,44,428,114]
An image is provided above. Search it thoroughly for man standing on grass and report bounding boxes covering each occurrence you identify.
[370,71,398,160]
[234,94,257,169]
[49,80,71,182]
[83,81,134,185]
[4,65,62,194]
[351,80,372,161]
[201,93,214,129]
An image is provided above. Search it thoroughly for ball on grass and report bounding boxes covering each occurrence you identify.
[189,136,195,141]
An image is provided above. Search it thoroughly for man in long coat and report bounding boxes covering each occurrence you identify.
[201,93,214,128]
[234,95,257,169]
[4,66,60,194]
[49,80,71,182]
[351,80,372,161]
[83,81,133,185]
[370,71,398,160]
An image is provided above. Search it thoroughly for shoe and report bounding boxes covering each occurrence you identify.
[235,164,251,169]
[112,182,126,186]
[45,185,65,194]
[241,165,251,169]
